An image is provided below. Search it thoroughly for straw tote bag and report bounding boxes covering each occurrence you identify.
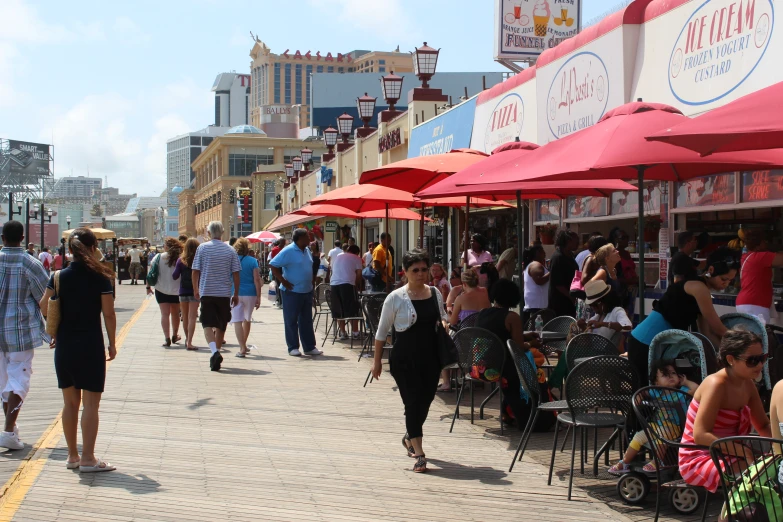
[45,271,61,338]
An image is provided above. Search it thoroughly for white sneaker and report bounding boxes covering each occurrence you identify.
[289,349,302,357]
[0,431,23,450]
[337,331,348,340]
[303,348,323,356]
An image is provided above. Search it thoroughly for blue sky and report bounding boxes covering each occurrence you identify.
[0,0,619,197]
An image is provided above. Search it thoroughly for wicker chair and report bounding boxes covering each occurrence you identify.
[547,355,638,500]
[506,340,567,472]
[564,333,620,371]
[711,436,783,522]
[449,327,507,435]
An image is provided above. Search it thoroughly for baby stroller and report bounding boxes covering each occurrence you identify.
[647,329,713,385]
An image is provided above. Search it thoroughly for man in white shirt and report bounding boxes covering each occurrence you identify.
[330,245,363,339]
[326,240,343,264]
[126,245,143,285]
[38,247,53,272]
[362,242,374,268]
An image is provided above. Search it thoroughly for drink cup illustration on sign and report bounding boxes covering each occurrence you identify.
[554,6,574,27]
[533,0,551,36]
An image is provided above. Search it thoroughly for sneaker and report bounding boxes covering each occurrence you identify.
[210,351,223,371]
[337,331,348,340]
[289,349,302,357]
[352,332,363,339]
[303,348,323,356]
[607,460,631,476]
[0,431,23,450]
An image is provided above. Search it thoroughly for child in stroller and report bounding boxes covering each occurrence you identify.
[609,359,699,475]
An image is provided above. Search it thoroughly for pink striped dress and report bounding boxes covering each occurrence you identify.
[678,399,752,493]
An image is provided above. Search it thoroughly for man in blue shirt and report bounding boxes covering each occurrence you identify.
[270,228,322,356]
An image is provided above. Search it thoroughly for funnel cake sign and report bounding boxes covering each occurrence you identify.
[494,0,581,59]
[668,0,774,106]
[546,52,609,140]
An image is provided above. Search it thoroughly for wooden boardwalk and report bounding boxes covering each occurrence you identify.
[0,284,708,521]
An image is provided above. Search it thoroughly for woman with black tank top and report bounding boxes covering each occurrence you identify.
[628,247,739,386]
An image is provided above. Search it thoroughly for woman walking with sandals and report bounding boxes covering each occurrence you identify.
[40,228,117,472]
[371,248,448,473]
[146,237,182,347]
[173,238,200,350]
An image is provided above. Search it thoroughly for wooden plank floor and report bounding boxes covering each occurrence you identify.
[4,287,643,521]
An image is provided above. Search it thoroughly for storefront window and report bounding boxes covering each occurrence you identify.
[741,170,783,202]
[676,173,735,208]
[534,199,560,222]
[610,182,661,215]
[264,180,275,209]
[567,196,608,218]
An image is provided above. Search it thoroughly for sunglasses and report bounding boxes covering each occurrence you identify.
[736,353,771,367]
[409,267,428,274]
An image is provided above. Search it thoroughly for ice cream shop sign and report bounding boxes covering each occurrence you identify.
[494,0,581,60]
[668,0,774,106]
[546,52,609,140]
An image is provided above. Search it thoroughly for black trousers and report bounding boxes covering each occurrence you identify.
[627,335,650,389]
[390,355,440,439]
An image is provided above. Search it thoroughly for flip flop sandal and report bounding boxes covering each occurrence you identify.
[79,459,116,473]
[163,338,171,347]
[436,385,454,393]
[235,351,247,358]
[413,455,427,473]
[401,435,415,458]
[186,346,198,351]
[172,335,182,344]
[642,462,658,473]
[66,461,80,469]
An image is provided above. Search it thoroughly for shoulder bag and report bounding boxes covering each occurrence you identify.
[46,271,61,338]
[570,255,589,299]
[146,253,160,286]
[431,287,459,370]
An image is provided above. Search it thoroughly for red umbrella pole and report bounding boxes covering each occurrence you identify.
[637,167,647,321]
[360,218,364,254]
[386,203,391,292]
[516,191,523,292]
[463,196,470,269]
[419,203,426,249]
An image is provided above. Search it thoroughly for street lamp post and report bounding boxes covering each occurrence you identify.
[356,93,377,138]
[322,127,338,162]
[31,205,53,251]
[300,148,313,171]
[62,215,71,268]
[412,42,440,89]
[7,193,22,221]
[24,198,30,246]
[379,71,404,123]
[292,155,303,183]
[336,113,354,152]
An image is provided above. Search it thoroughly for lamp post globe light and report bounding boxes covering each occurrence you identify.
[380,72,403,111]
[413,42,440,89]
[356,93,377,138]
[300,148,313,168]
[336,113,354,143]
[292,156,303,172]
[285,164,294,178]
[322,126,339,162]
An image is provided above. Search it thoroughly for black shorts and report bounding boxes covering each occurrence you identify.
[155,290,180,304]
[330,284,359,319]
[200,296,231,331]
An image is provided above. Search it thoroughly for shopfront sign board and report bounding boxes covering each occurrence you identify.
[534,199,560,223]
[471,70,537,152]
[325,221,338,233]
[676,172,735,207]
[494,0,582,60]
[408,97,477,158]
[741,169,783,202]
[567,195,608,218]
[632,0,780,115]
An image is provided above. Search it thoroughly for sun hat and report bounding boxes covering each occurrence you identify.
[584,279,612,305]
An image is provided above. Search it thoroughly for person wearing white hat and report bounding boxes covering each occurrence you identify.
[578,280,632,351]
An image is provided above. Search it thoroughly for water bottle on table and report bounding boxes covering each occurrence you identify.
[534,313,543,334]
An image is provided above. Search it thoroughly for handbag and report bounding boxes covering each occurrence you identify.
[570,255,589,299]
[267,280,277,302]
[46,271,61,338]
[362,265,384,289]
[146,253,160,286]
[431,287,459,370]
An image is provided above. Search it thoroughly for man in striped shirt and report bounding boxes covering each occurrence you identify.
[0,221,49,450]
[192,221,240,372]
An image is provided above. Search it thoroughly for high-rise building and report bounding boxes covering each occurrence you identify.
[212,73,251,127]
[166,127,228,194]
[248,39,413,130]
[50,176,102,198]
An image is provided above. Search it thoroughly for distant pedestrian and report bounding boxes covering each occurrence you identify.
[330,244,363,340]
[192,222,240,371]
[173,238,200,350]
[0,221,49,451]
[270,228,321,357]
[327,240,342,264]
[231,238,262,357]
[40,227,116,472]
[146,237,182,347]
[126,245,143,285]
[53,249,64,271]
[38,247,53,272]
[270,239,286,309]
[26,243,36,257]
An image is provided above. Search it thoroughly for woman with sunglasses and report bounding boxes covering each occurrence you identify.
[628,247,739,386]
[679,328,771,494]
[371,248,448,473]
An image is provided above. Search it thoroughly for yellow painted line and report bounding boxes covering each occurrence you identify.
[0,298,150,520]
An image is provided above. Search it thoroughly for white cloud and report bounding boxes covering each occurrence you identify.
[113,16,151,44]
[307,0,421,44]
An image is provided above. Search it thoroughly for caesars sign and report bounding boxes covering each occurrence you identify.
[0,140,51,175]
[546,52,609,140]
[494,0,581,60]
[669,0,774,106]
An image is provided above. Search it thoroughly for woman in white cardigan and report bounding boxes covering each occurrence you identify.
[371,248,448,473]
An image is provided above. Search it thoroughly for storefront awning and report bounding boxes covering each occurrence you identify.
[267,212,325,232]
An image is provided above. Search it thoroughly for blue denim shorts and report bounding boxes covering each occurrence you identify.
[179,295,199,303]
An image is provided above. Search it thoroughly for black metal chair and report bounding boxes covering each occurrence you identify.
[506,339,567,472]
[710,435,783,522]
[565,332,620,371]
[313,283,331,333]
[539,316,576,370]
[361,294,391,387]
[450,327,507,435]
[325,286,365,349]
[547,355,638,500]
[623,386,707,521]
[454,311,480,331]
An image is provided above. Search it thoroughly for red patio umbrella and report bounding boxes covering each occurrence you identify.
[358,148,489,193]
[245,230,281,244]
[357,208,432,221]
[646,81,783,156]
[291,204,360,218]
[453,102,783,317]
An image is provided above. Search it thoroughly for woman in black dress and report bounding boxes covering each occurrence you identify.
[40,228,117,473]
[371,249,447,473]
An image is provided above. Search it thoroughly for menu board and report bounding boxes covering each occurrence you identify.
[742,170,783,202]
[610,182,661,215]
[676,173,735,208]
[534,199,560,222]
[567,196,608,218]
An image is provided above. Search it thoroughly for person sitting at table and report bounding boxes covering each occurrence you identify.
[576,280,632,351]
[476,279,547,428]
[429,263,450,302]
[679,328,770,493]
[445,268,463,315]
[628,247,739,386]
[736,229,783,324]
[521,246,550,327]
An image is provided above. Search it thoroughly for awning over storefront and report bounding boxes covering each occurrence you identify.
[267,213,325,232]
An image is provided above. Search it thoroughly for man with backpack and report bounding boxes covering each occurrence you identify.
[38,247,53,272]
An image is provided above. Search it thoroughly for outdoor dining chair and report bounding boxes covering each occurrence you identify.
[539,316,576,371]
[361,294,390,387]
[564,333,620,371]
[313,283,331,333]
[547,355,638,500]
[710,435,783,522]
[449,327,507,435]
[506,339,567,472]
